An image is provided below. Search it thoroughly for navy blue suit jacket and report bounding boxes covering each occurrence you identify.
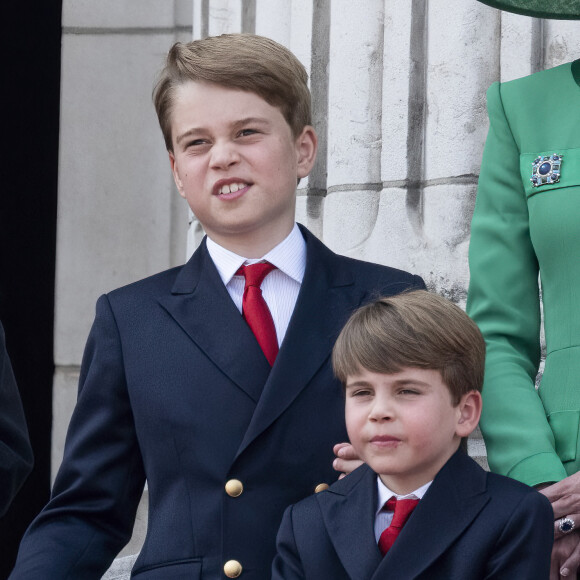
[273,449,554,580]
[0,321,33,518]
[10,225,424,579]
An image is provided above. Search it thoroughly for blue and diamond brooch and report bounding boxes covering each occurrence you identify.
[530,154,563,188]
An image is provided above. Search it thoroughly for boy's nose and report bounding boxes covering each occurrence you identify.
[369,397,394,422]
[210,141,241,169]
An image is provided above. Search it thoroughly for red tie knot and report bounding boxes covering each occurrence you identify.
[385,497,420,529]
[237,262,277,288]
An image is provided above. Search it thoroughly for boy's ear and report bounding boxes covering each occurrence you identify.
[295,126,318,179]
[455,390,482,438]
[169,151,186,198]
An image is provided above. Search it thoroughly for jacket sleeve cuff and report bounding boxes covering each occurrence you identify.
[507,452,568,487]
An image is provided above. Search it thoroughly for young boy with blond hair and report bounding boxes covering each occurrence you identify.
[10,34,423,579]
[273,290,553,579]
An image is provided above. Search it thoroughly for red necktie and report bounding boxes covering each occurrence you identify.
[237,262,279,366]
[378,497,420,556]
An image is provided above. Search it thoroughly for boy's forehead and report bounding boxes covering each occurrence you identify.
[345,367,445,387]
[171,81,283,124]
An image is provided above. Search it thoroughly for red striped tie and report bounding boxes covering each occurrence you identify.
[378,497,419,555]
[237,262,279,366]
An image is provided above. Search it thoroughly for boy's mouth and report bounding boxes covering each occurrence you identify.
[370,435,401,446]
[214,180,250,195]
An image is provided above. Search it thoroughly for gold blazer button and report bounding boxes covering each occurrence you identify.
[314,483,329,493]
[224,559,243,578]
[225,479,244,497]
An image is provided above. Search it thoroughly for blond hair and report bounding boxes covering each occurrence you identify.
[153,33,312,151]
[332,290,485,404]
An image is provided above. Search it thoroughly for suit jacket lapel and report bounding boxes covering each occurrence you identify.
[319,465,383,580]
[158,239,271,403]
[234,227,362,458]
[372,450,490,580]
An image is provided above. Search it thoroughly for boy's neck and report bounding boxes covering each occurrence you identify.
[377,442,460,495]
[207,221,296,259]
[378,474,431,497]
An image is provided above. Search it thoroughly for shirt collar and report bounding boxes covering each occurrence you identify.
[205,223,306,286]
[375,476,432,515]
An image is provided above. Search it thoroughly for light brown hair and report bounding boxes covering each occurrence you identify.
[332,290,485,404]
[153,33,312,151]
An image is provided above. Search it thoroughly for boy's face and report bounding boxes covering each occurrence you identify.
[345,367,481,494]
[168,81,317,256]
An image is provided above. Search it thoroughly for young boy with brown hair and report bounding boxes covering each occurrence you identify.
[273,290,553,579]
[10,35,423,579]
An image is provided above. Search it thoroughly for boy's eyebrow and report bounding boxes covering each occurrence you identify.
[345,378,432,389]
[345,380,372,389]
[392,379,432,388]
[175,117,272,145]
[233,116,272,128]
[175,127,204,145]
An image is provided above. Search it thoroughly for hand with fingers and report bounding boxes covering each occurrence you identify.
[540,471,580,578]
[332,442,363,479]
[541,472,580,521]
[550,530,580,579]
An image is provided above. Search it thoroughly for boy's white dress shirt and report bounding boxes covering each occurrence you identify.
[374,477,432,542]
[206,223,305,346]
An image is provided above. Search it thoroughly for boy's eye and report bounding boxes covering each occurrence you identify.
[398,389,420,396]
[238,128,258,137]
[350,389,372,398]
[182,139,209,151]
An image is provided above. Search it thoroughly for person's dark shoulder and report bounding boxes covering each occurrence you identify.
[301,463,371,511]
[76,264,186,331]
[485,470,553,514]
[336,253,426,294]
[352,257,426,297]
[106,264,184,301]
[288,464,371,526]
[301,224,424,293]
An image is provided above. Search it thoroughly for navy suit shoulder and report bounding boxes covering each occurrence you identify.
[295,224,425,289]
[484,466,552,503]
[332,252,424,288]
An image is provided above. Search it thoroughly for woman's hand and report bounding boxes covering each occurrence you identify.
[332,442,363,479]
[541,472,580,520]
[540,472,580,577]
[551,531,580,578]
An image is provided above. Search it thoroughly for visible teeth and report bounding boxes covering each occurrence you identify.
[219,182,246,195]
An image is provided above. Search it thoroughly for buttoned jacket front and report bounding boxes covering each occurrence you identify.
[11,225,423,579]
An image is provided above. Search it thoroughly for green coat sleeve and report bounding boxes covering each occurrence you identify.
[467,82,568,486]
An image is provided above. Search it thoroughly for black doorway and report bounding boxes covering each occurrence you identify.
[0,2,62,577]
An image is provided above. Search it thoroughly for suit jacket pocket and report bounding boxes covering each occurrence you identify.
[131,558,202,579]
[547,410,580,463]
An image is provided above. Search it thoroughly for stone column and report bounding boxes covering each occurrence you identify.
[55,0,192,571]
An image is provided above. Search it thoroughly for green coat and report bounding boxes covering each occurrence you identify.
[467,59,580,487]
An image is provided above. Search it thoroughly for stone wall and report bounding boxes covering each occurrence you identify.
[54,0,193,560]
[50,1,580,578]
